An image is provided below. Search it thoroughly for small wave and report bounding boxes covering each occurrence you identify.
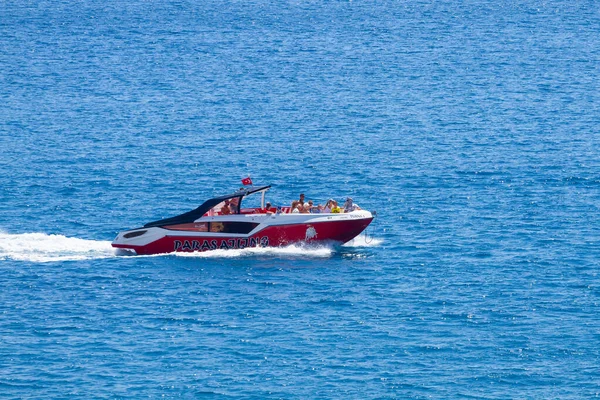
[0,231,116,262]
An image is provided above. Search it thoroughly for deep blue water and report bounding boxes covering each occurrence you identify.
[1,0,600,398]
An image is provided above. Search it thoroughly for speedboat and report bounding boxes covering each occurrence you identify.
[112,185,374,255]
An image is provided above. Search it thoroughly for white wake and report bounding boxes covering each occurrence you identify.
[0,232,116,262]
[0,231,381,262]
[175,243,334,258]
[176,234,382,258]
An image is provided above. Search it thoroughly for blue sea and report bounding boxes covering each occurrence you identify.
[1,0,599,398]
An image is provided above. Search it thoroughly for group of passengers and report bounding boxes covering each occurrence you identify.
[219,193,360,215]
[290,193,361,214]
[220,198,239,215]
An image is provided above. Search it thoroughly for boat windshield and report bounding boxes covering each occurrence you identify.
[206,188,269,216]
[240,191,263,209]
[144,185,271,227]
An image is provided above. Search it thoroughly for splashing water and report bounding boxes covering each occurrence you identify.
[0,232,116,263]
[175,243,334,258]
[0,231,381,262]
[176,234,382,258]
[342,233,383,247]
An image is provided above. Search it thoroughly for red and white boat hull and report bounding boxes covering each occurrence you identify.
[112,211,373,255]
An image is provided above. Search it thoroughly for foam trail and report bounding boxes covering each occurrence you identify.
[0,232,116,262]
[342,233,383,247]
[175,243,333,259]
[0,231,374,262]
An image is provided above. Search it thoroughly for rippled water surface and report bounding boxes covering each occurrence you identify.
[1,0,599,398]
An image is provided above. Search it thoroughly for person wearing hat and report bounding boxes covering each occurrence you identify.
[343,197,361,213]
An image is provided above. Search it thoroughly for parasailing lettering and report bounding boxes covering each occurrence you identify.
[173,236,269,252]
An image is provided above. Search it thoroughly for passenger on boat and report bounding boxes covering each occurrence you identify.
[321,199,333,213]
[298,193,305,206]
[229,198,239,214]
[290,200,299,213]
[292,204,303,214]
[343,197,361,213]
[330,200,342,213]
[221,200,232,215]
[264,202,274,214]
[211,222,224,232]
[290,194,306,213]
[307,200,318,213]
